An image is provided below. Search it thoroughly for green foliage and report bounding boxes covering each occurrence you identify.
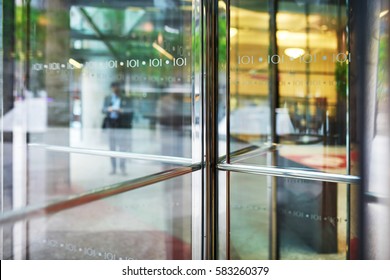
[335,60,347,99]
[13,6,69,61]
[218,15,227,64]
[377,35,389,100]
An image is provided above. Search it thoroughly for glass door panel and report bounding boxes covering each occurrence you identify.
[227,0,351,176]
[6,173,194,260]
[229,172,270,260]
[1,0,201,260]
[228,173,351,260]
[224,0,357,260]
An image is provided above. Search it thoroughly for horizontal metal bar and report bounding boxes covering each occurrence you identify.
[365,192,390,204]
[218,163,360,184]
[220,143,277,164]
[0,164,201,225]
[28,143,193,165]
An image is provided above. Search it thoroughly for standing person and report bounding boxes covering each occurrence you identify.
[102,81,133,175]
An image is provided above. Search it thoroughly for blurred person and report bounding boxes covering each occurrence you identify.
[156,92,186,158]
[102,81,133,175]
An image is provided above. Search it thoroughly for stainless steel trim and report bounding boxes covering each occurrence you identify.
[218,163,361,184]
[364,192,390,204]
[268,0,279,260]
[28,143,193,165]
[225,0,231,165]
[225,0,231,260]
[200,0,207,260]
[191,0,204,261]
[0,19,3,259]
[0,165,201,225]
[204,0,219,260]
[345,0,352,259]
[220,144,277,164]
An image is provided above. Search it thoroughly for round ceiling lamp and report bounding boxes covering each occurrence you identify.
[284,48,305,59]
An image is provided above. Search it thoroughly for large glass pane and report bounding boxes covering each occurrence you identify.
[26,150,188,207]
[1,0,199,260]
[229,172,270,260]
[2,173,194,260]
[225,0,271,154]
[226,0,352,175]
[2,0,194,177]
[229,172,353,260]
[0,1,197,209]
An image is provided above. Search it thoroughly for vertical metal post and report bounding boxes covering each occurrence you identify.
[345,0,352,260]
[351,0,368,260]
[268,0,279,260]
[0,0,4,261]
[191,0,204,260]
[225,0,231,260]
[204,0,219,260]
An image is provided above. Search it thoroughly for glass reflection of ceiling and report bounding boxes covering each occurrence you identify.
[70,0,155,9]
[70,6,146,37]
[69,0,191,58]
[231,2,345,51]
[231,0,344,12]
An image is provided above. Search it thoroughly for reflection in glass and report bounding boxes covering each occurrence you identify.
[229,173,351,260]
[229,173,269,260]
[26,149,187,207]
[227,0,351,175]
[2,173,192,260]
[363,0,390,259]
[1,0,195,206]
[3,0,193,156]
[1,0,196,260]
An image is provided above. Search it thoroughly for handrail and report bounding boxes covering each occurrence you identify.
[28,143,193,165]
[0,164,201,225]
[364,192,389,204]
[218,143,277,164]
[218,163,360,184]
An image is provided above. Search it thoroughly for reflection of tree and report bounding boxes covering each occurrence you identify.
[13,6,55,60]
[377,35,389,101]
[192,15,227,71]
[13,4,64,91]
[219,16,227,64]
[334,60,347,145]
[335,61,347,99]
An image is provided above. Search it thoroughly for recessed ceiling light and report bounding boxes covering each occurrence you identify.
[284,48,305,59]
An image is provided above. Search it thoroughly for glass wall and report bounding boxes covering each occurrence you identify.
[21,174,193,260]
[229,173,351,260]
[227,0,351,175]
[1,0,200,260]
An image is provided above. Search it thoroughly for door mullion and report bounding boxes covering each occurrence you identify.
[268,0,280,260]
[204,0,219,260]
